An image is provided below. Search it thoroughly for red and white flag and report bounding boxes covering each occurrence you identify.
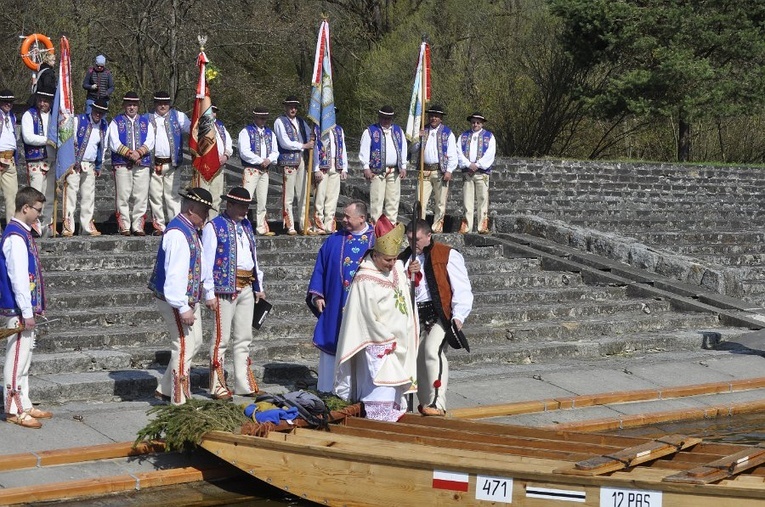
[432,470,469,492]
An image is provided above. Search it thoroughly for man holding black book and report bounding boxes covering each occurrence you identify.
[202,187,265,400]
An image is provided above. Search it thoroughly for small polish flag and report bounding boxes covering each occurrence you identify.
[432,470,469,492]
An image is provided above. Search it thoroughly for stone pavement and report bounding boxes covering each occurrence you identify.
[2,331,765,496]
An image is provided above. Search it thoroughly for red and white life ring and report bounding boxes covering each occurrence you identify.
[20,33,54,71]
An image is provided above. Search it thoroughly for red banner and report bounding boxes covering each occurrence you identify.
[189,51,220,182]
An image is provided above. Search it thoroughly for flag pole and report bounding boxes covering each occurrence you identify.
[303,132,314,235]
[418,37,428,216]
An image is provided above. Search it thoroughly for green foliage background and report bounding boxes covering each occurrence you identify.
[4,0,765,163]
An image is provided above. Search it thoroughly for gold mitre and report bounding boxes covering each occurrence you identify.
[373,215,405,256]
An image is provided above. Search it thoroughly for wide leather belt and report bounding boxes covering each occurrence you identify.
[154,157,172,164]
[0,150,14,158]
[236,269,254,290]
[424,163,440,171]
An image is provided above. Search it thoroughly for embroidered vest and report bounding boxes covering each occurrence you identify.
[111,113,151,166]
[23,108,47,161]
[148,214,203,305]
[315,125,345,171]
[151,109,183,165]
[0,221,45,317]
[276,116,309,166]
[425,124,453,173]
[0,112,18,165]
[367,123,404,173]
[215,119,227,152]
[74,113,108,169]
[242,125,274,168]
[460,129,494,174]
[209,214,261,294]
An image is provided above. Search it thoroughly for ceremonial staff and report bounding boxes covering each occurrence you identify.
[418,36,429,209]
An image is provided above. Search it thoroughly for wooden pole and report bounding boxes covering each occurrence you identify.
[303,129,314,235]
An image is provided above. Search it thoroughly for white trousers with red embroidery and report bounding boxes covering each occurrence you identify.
[3,316,34,416]
[155,300,203,405]
[417,320,449,412]
[209,287,259,396]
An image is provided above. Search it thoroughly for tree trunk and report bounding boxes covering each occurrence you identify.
[678,111,691,162]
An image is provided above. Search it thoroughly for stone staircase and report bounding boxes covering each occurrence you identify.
[0,155,762,407]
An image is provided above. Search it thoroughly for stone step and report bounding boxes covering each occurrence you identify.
[474,285,628,305]
[463,311,721,344]
[449,327,751,367]
[478,298,671,325]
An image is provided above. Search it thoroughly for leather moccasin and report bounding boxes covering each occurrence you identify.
[6,413,42,429]
[27,407,52,419]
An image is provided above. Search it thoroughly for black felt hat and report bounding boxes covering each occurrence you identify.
[179,187,216,210]
[0,89,16,102]
[378,105,395,117]
[466,112,487,122]
[221,186,254,204]
[425,104,446,115]
[91,98,109,113]
[283,95,300,105]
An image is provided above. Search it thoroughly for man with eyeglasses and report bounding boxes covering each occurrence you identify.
[62,98,109,236]
[149,187,217,405]
[108,91,154,236]
[0,186,52,428]
[0,90,19,227]
[82,55,114,114]
[202,186,265,400]
[457,112,496,234]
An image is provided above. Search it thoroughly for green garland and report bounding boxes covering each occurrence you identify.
[135,399,250,452]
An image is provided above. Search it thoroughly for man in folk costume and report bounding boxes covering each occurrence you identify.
[21,86,56,237]
[311,115,348,234]
[202,187,265,400]
[195,105,233,217]
[1,187,52,428]
[306,200,375,392]
[274,95,314,235]
[148,188,217,405]
[239,106,278,236]
[418,104,458,233]
[334,215,418,422]
[62,98,109,236]
[403,218,473,416]
[0,90,20,226]
[148,91,191,235]
[358,105,408,225]
[108,91,154,236]
[458,112,496,234]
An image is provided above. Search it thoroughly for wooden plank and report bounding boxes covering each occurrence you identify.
[333,424,596,462]
[546,399,765,432]
[342,416,625,455]
[0,441,164,472]
[664,446,765,484]
[557,434,701,476]
[0,465,232,505]
[449,377,765,419]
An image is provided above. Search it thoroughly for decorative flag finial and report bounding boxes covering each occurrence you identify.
[197,35,207,51]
